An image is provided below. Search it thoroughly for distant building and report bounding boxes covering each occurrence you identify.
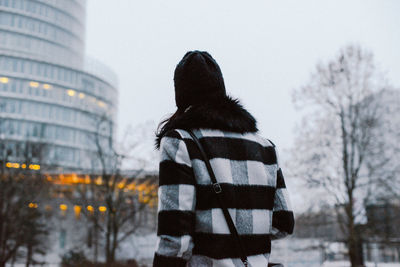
[293,206,344,241]
[43,172,158,264]
[0,0,118,172]
[364,200,400,263]
[294,200,400,263]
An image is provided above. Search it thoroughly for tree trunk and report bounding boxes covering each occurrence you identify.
[94,224,98,263]
[106,213,112,265]
[346,201,365,267]
[348,221,365,267]
[349,237,364,267]
[25,257,30,267]
[110,230,118,264]
[25,245,32,267]
[341,112,365,267]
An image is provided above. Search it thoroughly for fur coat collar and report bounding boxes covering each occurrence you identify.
[156,96,258,148]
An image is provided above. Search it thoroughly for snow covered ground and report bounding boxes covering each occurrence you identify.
[322,262,400,267]
[7,260,400,267]
[269,238,400,267]
[7,235,400,266]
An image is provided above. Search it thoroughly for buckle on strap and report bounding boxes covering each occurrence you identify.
[213,183,222,194]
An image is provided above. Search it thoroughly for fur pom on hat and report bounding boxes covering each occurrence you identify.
[174,51,226,109]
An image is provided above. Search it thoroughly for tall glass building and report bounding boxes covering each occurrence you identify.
[0,0,118,172]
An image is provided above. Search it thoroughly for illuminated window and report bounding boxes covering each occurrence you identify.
[0,77,9,83]
[28,203,38,208]
[74,205,82,219]
[87,205,94,213]
[29,81,39,88]
[67,89,76,96]
[95,176,102,185]
[6,162,20,168]
[98,101,106,108]
[78,93,85,99]
[28,164,40,170]
[118,182,125,189]
[99,206,107,212]
[72,174,79,183]
[43,84,52,90]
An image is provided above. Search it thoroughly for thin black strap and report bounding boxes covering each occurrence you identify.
[187,130,249,266]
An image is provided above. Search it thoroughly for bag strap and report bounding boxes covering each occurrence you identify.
[187,130,249,267]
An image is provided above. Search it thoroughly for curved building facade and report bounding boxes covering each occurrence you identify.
[0,0,118,172]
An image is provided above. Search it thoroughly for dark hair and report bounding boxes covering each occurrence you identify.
[155,108,184,148]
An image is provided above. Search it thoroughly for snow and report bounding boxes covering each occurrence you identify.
[322,262,400,267]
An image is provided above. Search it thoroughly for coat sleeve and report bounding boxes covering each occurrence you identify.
[153,130,196,267]
[271,144,295,240]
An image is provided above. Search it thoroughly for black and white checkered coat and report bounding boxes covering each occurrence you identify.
[153,97,295,267]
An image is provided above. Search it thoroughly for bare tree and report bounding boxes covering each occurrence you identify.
[0,129,51,267]
[291,45,398,267]
[67,115,158,265]
[363,89,400,201]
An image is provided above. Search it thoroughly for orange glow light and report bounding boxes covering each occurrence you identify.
[59,204,68,211]
[87,205,94,212]
[72,174,79,183]
[28,202,38,208]
[6,162,20,168]
[74,205,82,218]
[95,176,102,185]
[28,164,40,170]
[127,183,136,191]
[99,206,107,212]
[118,182,125,189]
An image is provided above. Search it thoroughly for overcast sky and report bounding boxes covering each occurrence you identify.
[85,0,400,154]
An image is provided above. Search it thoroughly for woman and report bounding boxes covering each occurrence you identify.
[154,51,294,266]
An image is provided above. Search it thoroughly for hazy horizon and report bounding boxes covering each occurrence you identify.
[86,0,400,155]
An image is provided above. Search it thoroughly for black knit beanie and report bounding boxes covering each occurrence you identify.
[174,51,226,110]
